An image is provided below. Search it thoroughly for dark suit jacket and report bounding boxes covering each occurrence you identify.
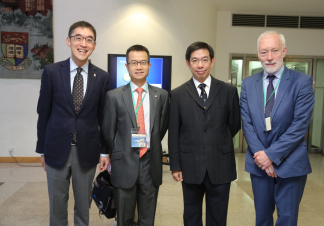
[36,58,110,169]
[102,84,169,189]
[241,66,314,178]
[168,76,241,185]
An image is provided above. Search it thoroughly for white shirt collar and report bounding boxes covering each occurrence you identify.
[192,75,211,88]
[130,81,149,93]
[69,57,89,74]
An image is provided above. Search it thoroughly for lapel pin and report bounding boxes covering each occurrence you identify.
[155,95,157,98]
[94,74,96,77]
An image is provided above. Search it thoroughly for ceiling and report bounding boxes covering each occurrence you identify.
[208,0,324,16]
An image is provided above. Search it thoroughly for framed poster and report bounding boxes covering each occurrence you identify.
[0,0,53,79]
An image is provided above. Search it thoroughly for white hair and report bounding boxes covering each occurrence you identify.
[257,31,286,51]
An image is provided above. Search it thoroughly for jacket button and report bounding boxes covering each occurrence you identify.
[264,131,267,134]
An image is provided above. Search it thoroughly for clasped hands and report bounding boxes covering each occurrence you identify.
[254,151,277,178]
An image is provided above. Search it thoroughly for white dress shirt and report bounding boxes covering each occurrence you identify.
[192,75,212,98]
[70,57,88,96]
[130,81,151,149]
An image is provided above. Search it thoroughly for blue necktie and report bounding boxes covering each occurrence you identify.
[265,75,276,118]
[198,83,207,109]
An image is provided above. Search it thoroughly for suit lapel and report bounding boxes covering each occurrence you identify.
[122,84,137,128]
[78,62,96,114]
[186,79,205,109]
[149,85,157,132]
[271,66,291,119]
[255,72,266,127]
[60,59,75,113]
[206,76,221,111]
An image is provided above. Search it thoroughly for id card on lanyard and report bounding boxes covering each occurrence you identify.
[130,83,148,147]
[263,67,284,131]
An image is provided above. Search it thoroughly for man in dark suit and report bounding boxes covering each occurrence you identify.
[240,31,314,226]
[102,45,169,226]
[168,42,241,226]
[36,21,110,225]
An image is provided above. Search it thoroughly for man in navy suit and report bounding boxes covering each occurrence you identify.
[240,31,314,226]
[169,42,240,226]
[36,21,110,225]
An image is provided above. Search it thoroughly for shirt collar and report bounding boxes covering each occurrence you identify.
[130,81,149,93]
[70,57,89,74]
[192,75,211,88]
[264,65,284,80]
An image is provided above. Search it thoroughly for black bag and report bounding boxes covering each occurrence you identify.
[90,170,116,219]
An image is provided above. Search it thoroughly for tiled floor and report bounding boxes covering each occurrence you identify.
[0,153,323,226]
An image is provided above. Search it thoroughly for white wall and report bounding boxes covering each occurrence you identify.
[215,11,324,81]
[0,0,218,157]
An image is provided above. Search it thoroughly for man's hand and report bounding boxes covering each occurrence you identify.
[99,156,110,172]
[264,164,277,178]
[40,155,46,171]
[172,170,183,182]
[254,150,273,170]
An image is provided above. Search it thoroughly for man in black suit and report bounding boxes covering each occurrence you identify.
[36,21,110,225]
[102,45,169,226]
[168,42,240,226]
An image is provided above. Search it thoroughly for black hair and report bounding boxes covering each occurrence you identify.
[185,41,214,61]
[126,45,150,63]
[68,21,96,40]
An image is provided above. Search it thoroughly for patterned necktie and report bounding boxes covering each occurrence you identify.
[136,88,147,158]
[72,68,84,144]
[198,83,207,109]
[265,75,276,118]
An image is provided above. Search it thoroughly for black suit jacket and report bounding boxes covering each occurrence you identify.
[36,58,110,169]
[168,76,240,185]
[102,84,169,188]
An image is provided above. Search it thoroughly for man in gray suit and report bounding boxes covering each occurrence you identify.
[102,45,169,226]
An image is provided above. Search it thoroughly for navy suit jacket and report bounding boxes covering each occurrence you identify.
[36,58,110,169]
[169,76,241,185]
[241,66,314,178]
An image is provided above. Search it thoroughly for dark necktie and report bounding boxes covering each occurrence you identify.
[265,75,276,118]
[198,83,207,109]
[72,68,84,144]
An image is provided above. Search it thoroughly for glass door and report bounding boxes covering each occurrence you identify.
[230,57,244,152]
[310,59,324,154]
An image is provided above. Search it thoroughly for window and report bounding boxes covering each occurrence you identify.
[37,0,44,11]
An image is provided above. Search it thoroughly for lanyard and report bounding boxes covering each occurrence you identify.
[262,67,284,110]
[130,83,148,128]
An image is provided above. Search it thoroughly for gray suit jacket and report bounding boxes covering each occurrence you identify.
[102,83,169,188]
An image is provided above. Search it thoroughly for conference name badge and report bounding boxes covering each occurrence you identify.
[265,117,272,131]
[132,134,146,147]
[131,129,147,148]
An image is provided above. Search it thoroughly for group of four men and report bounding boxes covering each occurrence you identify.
[36,21,314,226]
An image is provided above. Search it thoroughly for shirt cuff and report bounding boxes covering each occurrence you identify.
[100,154,108,157]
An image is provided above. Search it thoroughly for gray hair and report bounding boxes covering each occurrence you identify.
[257,31,286,51]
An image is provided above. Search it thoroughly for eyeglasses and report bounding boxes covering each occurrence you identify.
[190,58,210,65]
[128,60,149,67]
[70,35,95,44]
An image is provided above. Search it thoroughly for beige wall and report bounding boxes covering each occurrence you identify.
[0,0,218,157]
[215,11,324,82]
[2,4,324,158]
